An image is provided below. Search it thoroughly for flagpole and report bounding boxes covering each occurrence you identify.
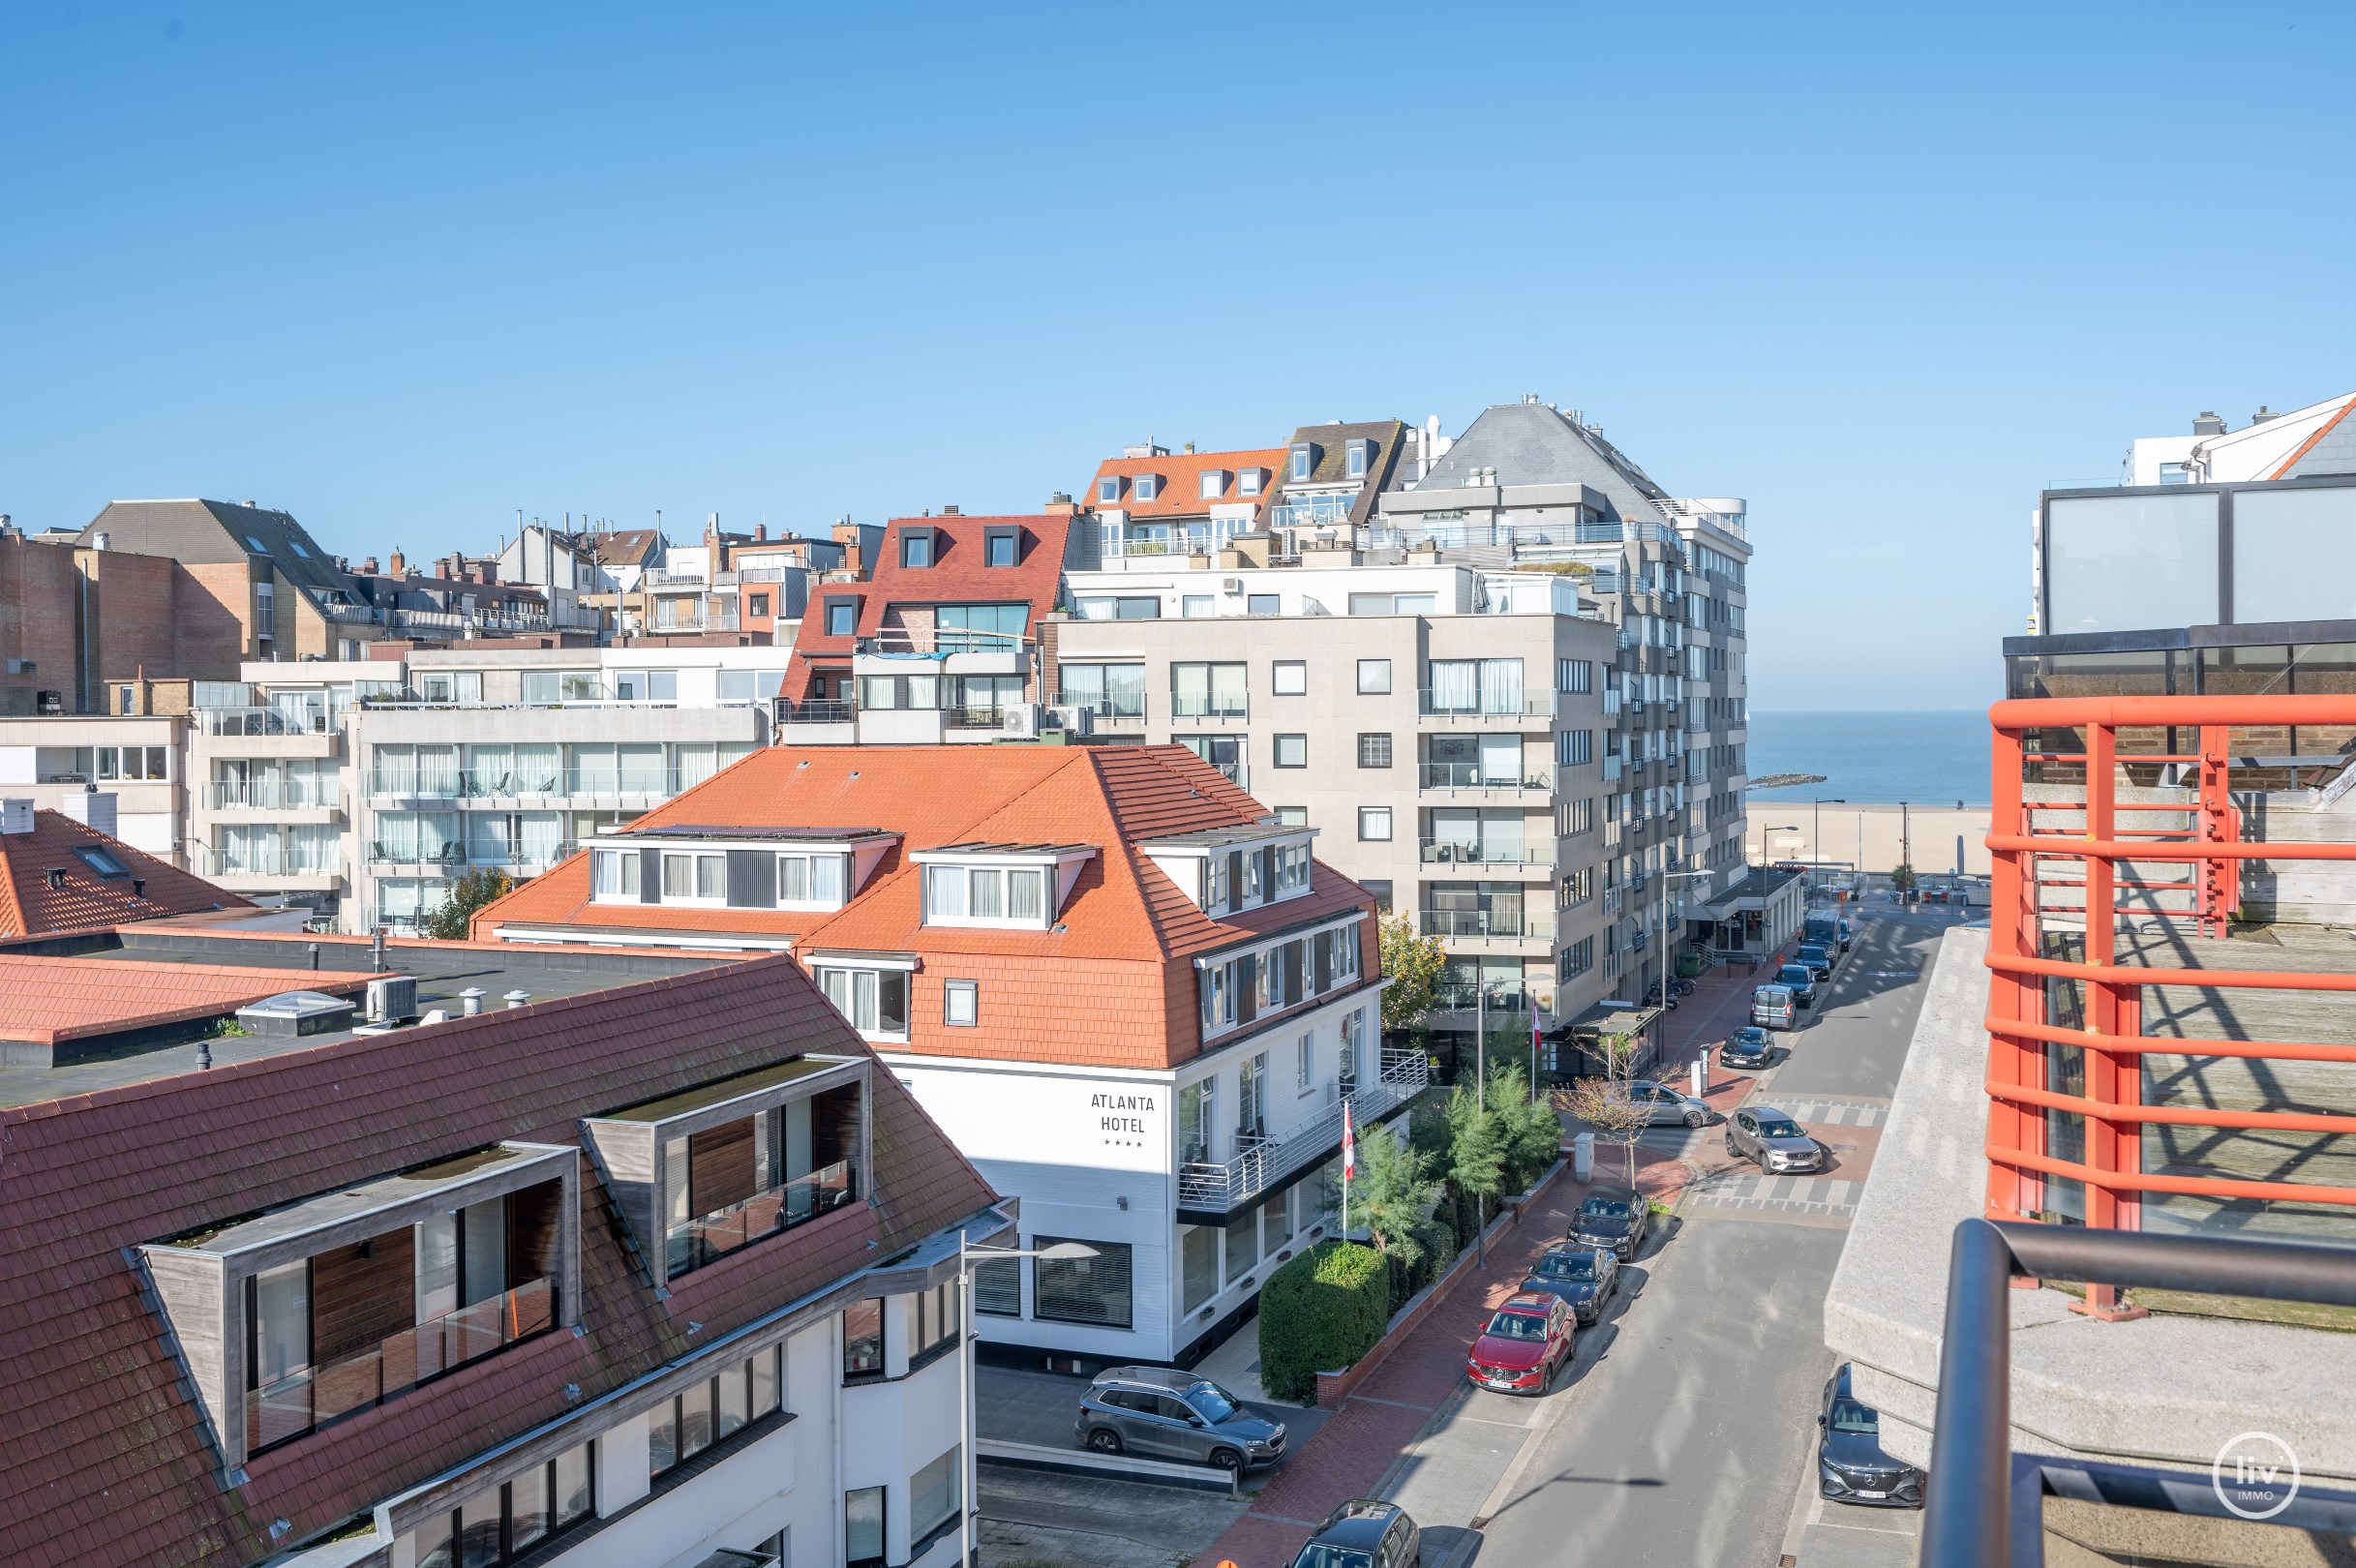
[1341,1100,1353,1242]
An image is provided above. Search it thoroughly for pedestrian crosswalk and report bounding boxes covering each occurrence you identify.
[1766,1098,1888,1129]
[1686,1171,1858,1217]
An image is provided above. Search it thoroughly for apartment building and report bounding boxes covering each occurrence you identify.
[0,925,1003,1568]
[1084,442,1284,561]
[189,647,792,930]
[1048,555,1619,1045]
[777,510,1085,744]
[473,743,1398,1369]
[1377,398,1752,1000]
[0,712,186,855]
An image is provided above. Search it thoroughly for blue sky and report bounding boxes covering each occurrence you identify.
[4,2,2351,709]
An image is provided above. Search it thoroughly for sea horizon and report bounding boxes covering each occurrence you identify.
[1745,709,1992,808]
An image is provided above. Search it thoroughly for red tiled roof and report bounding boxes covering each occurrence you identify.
[0,955,378,1044]
[0,951,999,1566]
[782,512,1072,699]
[0,810,248,938]
[1086,448,1285,520]
[473,744,1383,1070]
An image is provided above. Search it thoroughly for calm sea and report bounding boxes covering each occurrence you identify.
[1746,710,1990,807]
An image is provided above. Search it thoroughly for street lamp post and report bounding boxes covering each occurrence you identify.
[1811,798,1846,893]
[952,1236,1097,1556]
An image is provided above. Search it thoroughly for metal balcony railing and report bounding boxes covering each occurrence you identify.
[1417,838,1555,867]
[777,698,858,724]
[1418,763,1554,792]
[367,839,579,872]
[198,705,334,738]
[1921,1220,2356,1568]
[859,625,1027,657]
[367,768,687,800]
[1431,981,1533,1013]
[1169,694,1248,719]
[193,845,342,879]
[1985,695,2356,1245]
[1419,908,1557,942]
[1052,691,1148,722]
[1178,1049,1427,1212]
[205,780,338,811]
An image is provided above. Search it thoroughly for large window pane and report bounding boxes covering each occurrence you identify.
[1181,1224,1218,1312]
[2232,485,2356,623]
[508,1463,550,1551]
[974,1256,1021,1316]
[553,1442,593,1525]
[910,1445,962,1543]
[1035,1236,1132,1328]
[846,1487,885,1565]
[2045,491,2220,633]
[844,1299,885,1378]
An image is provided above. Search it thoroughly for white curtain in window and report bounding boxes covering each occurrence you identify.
[515,743,560,793]
[468,743,511,796]
[1478,659,1523,715]
[1480,735,1521,784]
[374,744,416,795]
[571,744,618,795]
[416,745,461,797]
[291,825,339,871]
[619,743,666,794]
[675,743,718,789]
[1427,660,1477,711]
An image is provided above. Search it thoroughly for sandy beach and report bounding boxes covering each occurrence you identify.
[1744,800,1992,876]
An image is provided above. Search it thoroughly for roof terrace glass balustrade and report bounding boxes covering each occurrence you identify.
[665,1157,857,1276]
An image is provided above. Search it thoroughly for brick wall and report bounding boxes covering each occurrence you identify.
[0,539,84,716]
[178,562,260,671]
[82,550,179,698]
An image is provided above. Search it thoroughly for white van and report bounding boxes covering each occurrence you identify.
[1752,983,1797,1030]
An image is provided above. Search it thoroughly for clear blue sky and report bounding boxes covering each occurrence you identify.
[4,3,2351,709]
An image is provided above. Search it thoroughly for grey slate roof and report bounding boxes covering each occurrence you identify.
[77,498,357,600]
[2283,406,2356,478]
[1267,419,1412,527]
[1416,402,1672,522]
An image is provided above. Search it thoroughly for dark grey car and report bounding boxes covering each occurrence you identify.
[1520,1244,1620,1324]
[1725,1105,1824,1173]
[1819,1364,1924,1507]
[1719,1027,1775,1070]
[1074,1366,1285,1471]
[1568,1185,1651,1258]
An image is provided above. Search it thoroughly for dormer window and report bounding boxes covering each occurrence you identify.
[1346,439,1370,479]
[1098,475,1122,505]
[1199,470,1226,499]
[1134,473,1160,503]
[916,843,1095,929]
[983,524,1019,567]
[1238,468,1263,497]
[1289,444,1313,483]
[590,829,891,910]
[901,528,935,568]
[1140,825,1319,917]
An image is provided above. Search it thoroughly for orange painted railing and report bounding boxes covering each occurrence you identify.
[1983,696,2356,1253]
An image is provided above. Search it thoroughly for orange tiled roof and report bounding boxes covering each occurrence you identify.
[473,744,1382,1070]
[1087,448,1286,521]
[0,955,378,1044]
[0,811,248,939]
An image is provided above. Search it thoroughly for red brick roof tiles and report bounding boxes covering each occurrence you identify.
[0,951,998,1566]
[0,955,378,1044]
[0,810,248,938]
[1086,447,1286,520]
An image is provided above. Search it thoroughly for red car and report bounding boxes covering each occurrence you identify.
[1465,1291,1576,1395]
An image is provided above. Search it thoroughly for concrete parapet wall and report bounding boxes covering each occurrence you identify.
[1823,924,2356,1486]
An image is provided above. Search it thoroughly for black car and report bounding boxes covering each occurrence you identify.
[1288,1498,1420,1568]
[1719,1027,1775,1070]
[1520,1244,1620,1324]
[1818,1364,1924,1508]
[1568,1185,1650,1259]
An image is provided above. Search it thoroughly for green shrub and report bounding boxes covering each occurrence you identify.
[1257,1240,1391,1402]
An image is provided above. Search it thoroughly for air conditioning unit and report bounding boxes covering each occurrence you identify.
[1047,705,1095,736]
[999,704,1043,738]
[366,974,419,1023]
[1221,577,1243,593]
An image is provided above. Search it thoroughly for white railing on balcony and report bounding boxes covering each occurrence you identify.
[1178,1048,1428,1212]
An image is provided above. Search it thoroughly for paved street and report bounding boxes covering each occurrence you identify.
[1167,899,1967,1568]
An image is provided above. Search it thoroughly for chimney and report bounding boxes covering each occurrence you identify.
[132,876,145,899]
[360,556,379,575]
[1044,492,1076,516]
[940,505,960,516]
[2252,405,2280,425]
[389,550,407,576]
[45,867,64,890]
[2192,411,2228,437]
[63,787,119,837]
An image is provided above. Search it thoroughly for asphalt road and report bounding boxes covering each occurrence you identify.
[1455,904,1956,1568]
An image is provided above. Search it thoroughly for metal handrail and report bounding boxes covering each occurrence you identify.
[1922,1219,2356,1568]
[1177,1049,1426,1211]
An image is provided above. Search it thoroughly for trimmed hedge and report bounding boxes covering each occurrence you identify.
[1257,1240,1391,1402]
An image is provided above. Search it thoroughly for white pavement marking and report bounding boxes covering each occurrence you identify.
[1688,1172,1861,1218]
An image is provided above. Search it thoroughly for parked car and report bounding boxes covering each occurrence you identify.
[1725,1105,1825,1172]
[1794,942,1835,980]
[1520,1244,1620,1324]
[1288,1499,1422,1568]
[1074,1366,1285,1471]
[1818,1364,1925,1508]
[1609,1077,1714,1128]
[1465,1292,1576,1395]
[1774,963,1819,1007]
[1752,983,1797,1030]
[1569,1184,1652,1258]
[1719,1026,1776,1070]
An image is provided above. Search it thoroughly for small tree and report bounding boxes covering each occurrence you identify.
[1442,1080,1505,1262]
[1377,912,1448,1034]
[418,866,514,941]
[1326,1120,1444,1273]
[1890,862,1918,895]
[1557,1031,1652,1187]
[1486,1061,1563,1194]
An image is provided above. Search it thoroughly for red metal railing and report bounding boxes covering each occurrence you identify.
[1984,697,2356,1290]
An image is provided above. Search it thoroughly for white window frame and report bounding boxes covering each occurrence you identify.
[916,856,1073,930]
[1346,439,1369,479]
[659,851,728,906]
[1238,468,1263,497]
[813,962,913,1043]
[1134,474,1160,503]
[944,979,979,1028]
[1199,470,1225,499]
[1098,475,1121,504]
[1359,806,1392,841]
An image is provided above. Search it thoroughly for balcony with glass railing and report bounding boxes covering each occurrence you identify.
[1417,837,1556,867]
[1417,690,1555,721]
[665,1159,857,1276]
[198,705,338,739]
[1052,690,1148,724]
[248,1276,556,1454]
[205,779,340,811]
[1418,762,1554,795]
[1419,907,1557,943]
[1177,1048,1427,1215]
[368,767,692,803]
[1169,694,1249,720]
[194,842,343,881]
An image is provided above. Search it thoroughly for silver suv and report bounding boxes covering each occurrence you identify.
[1726,1105,1825,1173]
[1074,1366,1286,1471]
